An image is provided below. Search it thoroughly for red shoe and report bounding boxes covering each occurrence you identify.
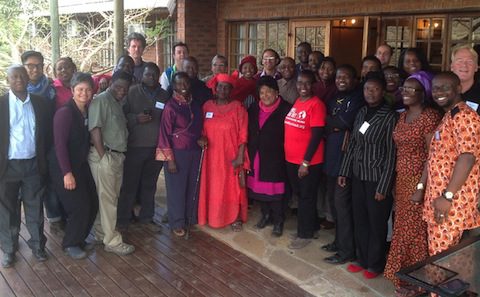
[363,270,380,279]
[347,263,364,273]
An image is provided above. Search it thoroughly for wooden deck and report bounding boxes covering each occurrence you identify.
[0,213,313,297]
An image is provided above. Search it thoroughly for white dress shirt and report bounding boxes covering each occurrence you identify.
[8,90,36,160]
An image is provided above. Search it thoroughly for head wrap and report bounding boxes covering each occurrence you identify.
[407,70,432,100]
[239,55,258,74]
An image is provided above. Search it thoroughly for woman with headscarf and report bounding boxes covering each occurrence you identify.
[229,55,259,108]
[156,72,203,237]
[247,76,291,237]
[198,73,249,232]
[384,71,441,296]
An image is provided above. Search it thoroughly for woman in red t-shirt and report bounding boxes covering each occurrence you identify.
[284,70,326,249]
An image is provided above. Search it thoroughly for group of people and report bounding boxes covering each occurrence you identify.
[1,30,480,297]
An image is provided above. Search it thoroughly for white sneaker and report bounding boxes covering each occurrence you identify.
[104,242,135,256]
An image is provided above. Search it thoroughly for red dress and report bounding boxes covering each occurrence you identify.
[384,108,441,288]
[198,100,249,228]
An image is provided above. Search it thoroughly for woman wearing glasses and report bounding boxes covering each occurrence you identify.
[384,71,441,296]
[255,49,282,80]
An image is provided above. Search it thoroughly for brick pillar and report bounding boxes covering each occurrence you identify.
[177,0,218,78]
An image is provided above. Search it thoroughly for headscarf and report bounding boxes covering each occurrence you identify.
[239,55,258,74]
[407,70,432,101]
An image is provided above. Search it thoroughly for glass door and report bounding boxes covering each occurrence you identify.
[288,20,330,59]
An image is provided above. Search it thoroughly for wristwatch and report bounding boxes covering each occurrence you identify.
[442,191,454,201]
[416,183,424,190]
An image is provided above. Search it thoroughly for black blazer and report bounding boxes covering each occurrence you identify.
[247,99,292,182]
[0,93,53,179]
[339,103,397,195]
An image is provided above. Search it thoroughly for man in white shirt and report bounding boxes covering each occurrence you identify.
[160,42,189,90]
[0,65,52,268]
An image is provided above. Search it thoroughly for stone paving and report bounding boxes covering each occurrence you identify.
[156,174,396,297]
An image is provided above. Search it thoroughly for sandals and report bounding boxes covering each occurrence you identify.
[231,221,243,232]
[173,228,186,237]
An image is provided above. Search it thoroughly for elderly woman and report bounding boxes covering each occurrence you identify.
[53,57,77,110]
[198,74,249,231]
[255,49,282,80]
[338,71,397,279]
[156,72,203,237]
[247,76,292,237]
[285,70,327,249]
[384,72,441,296]
[52,72,98,259]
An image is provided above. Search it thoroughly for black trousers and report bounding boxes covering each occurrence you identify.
[118,147,163,226]
[164,149,201,230]
[327,175,355,259]
[54,162,98,248]
[351,175,393,272]
[258,200,284,225]
[0,158,46,253]
[286,162,321,238]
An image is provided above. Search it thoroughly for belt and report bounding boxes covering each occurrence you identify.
[90,144,124,154]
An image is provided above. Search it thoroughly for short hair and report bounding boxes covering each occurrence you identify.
[337,64,357,79]
[116,54,134,65]
[21,50,44,64]
[364,71,386,90]
[377,43,393,55]
[433,71,461,86]
[70,72,94,90]
[362,55,382,70]
[280,57,295,65]
[451,43,478,65]
[212,54,227,65]
[321,56,336,69]
[298,69,316,83]
[383,65,400,73]
[54,57,77,77]
[261,48,281,66]
[297,42,312,52]
[172,71,191,86]
[126,32,146,49]
[144,62,160,77]
[7,64,27,76]
[183,56,199,67]
[111,70,133,84]
[173,42,189,54]
[257,76,279,94]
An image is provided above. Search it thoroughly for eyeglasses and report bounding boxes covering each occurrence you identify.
[384,73,400,79]
[263,57,276,61]
[399,86,421,94]
[453,58,476,66]
[212,63,226,67]
[24,63,43,70]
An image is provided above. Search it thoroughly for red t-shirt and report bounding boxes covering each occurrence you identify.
[284,96,326,165]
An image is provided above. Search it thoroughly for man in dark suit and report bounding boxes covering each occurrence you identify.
[0,65,52,267]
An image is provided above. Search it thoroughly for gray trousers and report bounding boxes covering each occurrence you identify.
[0,158,46,254]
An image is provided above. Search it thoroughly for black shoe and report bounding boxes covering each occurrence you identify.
[324,253,353,265]
[321,242,338,253]
[64,246,87,260]
[1,253,15,268]
[255,214,271,229]
[32,249,47,262]
[272,222,284,237]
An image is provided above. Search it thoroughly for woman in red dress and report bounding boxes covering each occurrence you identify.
[384,71,441,297]
[198,74,249,231]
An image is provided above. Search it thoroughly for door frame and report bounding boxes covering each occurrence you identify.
[288,19,331,57]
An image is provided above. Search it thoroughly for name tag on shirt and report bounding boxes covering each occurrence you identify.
[466,101,479,111]
[396,108,406,113]
[155,102,165,109]
[205,112,214,119]
[84,118,88,126]
[434,130,441,141]
[359,121,370,134]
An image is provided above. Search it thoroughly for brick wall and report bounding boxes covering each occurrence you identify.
[176,0,218,77]
[215,0,480,55]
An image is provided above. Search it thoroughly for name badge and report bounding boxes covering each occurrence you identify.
[205,112,214,119]
[396,108,406,113]
[84,118,88,126]
[434,131,441,141]
[155,101,165,109]
[466,101,479,111]
[359,121,370,134]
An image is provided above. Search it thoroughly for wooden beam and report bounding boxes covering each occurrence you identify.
[114,0,124,64]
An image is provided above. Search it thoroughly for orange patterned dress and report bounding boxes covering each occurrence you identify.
[423,102,480,256]
[384,108,441,288]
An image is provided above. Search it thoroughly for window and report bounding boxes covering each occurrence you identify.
[229,21,287,71]
[448,16,480,64]
[381,17,413,67]
[415,17,445,72]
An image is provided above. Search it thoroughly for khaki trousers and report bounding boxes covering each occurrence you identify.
[88,148,124,247]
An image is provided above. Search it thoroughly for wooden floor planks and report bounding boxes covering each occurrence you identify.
[0,210,314,297]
